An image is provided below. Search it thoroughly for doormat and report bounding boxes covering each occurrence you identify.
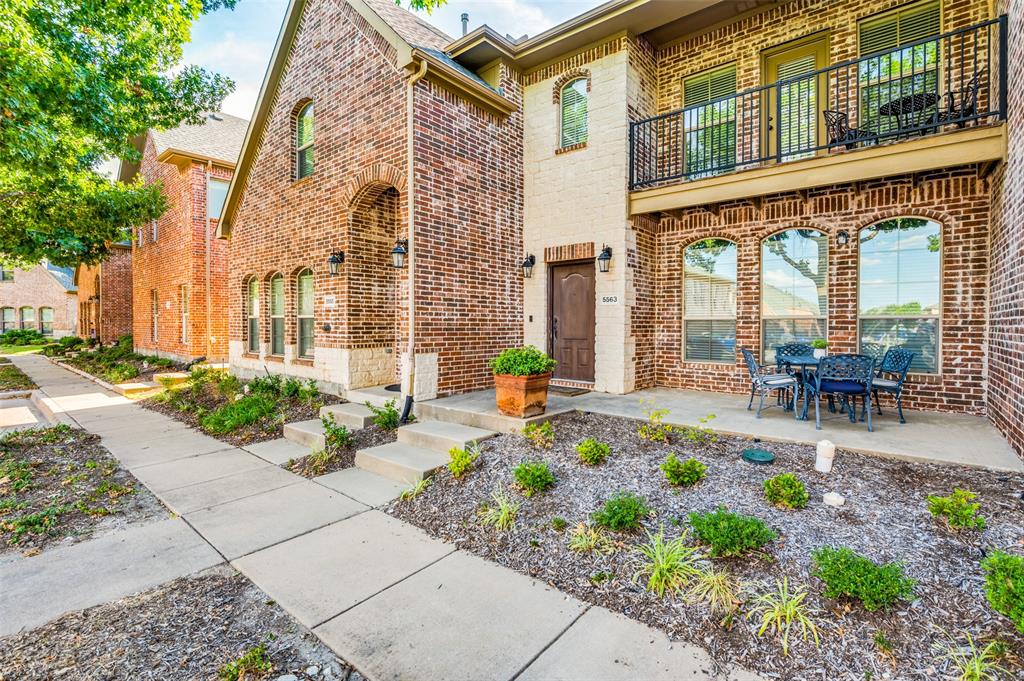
[549,385,590,397]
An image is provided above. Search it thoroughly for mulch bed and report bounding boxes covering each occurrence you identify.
[287,425,398,478]
[62,353,186,384]
[0,363,36,391]
[0,565,363,681]
[0,426,166,559]
[388,410,1024,680]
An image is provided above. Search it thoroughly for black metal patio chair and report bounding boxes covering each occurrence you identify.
[871,347,915,424]
[804,354,876,432]
[741,347,798,419]
[774,343,814,374]
[824,110,878,150]
[934,72,980,129]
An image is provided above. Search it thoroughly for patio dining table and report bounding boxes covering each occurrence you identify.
[878,92,940,134]
[777,353,819,420]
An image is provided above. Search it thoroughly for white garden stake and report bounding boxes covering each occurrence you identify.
[815,439,835,474]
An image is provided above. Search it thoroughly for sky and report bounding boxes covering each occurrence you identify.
[184,0,604,119]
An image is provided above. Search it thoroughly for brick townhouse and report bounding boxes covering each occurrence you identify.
[0,262,77,338]
[74,243,133,344]
[219,0,1024,456]
[120,112,247,363]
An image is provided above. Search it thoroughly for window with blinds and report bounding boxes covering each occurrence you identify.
[775,52,820,160]
[246,279,259,353]
[683,239,737,362]
[858,1,941,135]
[560,78,588,148]
[297,269,314,358]
[682,65,737,177]
[270,274,284,356]
[295,102,314,179]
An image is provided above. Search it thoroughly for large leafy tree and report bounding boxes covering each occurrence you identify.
[0,0,239,267]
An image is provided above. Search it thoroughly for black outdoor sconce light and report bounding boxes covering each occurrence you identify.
[391,239,408,268]
[327,251,345,276]
[521,254,536,278]
[836,230,850,247]
[597,245,613,273]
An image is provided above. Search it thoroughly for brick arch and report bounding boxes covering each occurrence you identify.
[342,163,406,212]
[678,232,741,253]
[552,69,591,104]
[854,208,954,235]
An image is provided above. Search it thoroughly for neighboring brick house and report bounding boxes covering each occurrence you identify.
[121,112,246,362]
[0,262,77,338]
[74,244,133,344]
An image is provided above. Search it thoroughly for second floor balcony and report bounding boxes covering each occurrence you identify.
[629,17,1007,209]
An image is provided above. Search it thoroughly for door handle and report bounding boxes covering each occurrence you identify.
[552,317,558,342]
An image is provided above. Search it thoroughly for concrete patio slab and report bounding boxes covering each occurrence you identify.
[157,464,302,514]
[234,510,453,627]
[518,606,756,681]
[313,551,586,681]
[315,468,407,507]
[131,448,268,493]
[184,480,368,559]
[0,399,46,432]
[244,437,312,465]
[0,518,221,637]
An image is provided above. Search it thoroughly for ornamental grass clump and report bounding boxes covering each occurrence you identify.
[512,459,555,496]
[200,394,277,435]
[935,630,1012,681]
[661,453,706,487]
[928,488,986,532]
[689,564,743,619]
[479,486,520,531]
[568,523,619,554]
[592,491,650,532]
[489,346,557,376]
[981,551,1024,633]
[747,578,820,657]
[763,473,809,510]
[576,437,611,465]
[811,546,916,612]
[688,506,776,558]
[632,527,703,597]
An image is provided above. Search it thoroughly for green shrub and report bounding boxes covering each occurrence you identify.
[106,363,140,383]
[447,443,481,479]
[811,546,916,612]
[281,376,302,398]
[592,491,649,532]
[811,338,828,350]
[763,473,809,510]
[0,329,45,346]
[688,506,776,557]
[575,437,610,465]
[550,516,568,532]
[678,414,718,445]
[297,378,320,404]
[661,454,706,487]
[928,488,986,532]
[366,399,400,430]
[215,373,242,399]
[248,373,283,396]
[981,551,1024,633]
[321,412,353,451]
[201,395,277,434]
[58,335,84,349]
[217,644,272,681]
[513,460,555,497]
[637,400,675,443]
[522,420,554,448]
[489,345,556,376]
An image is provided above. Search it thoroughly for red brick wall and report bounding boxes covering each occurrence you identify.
[76,247,132,343]
[654,167,990,414]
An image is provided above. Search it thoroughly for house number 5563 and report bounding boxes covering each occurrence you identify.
[599,295,619,305]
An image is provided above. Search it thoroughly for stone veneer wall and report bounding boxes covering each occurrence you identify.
[0,264,76,338]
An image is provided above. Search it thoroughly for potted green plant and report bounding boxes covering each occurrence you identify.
[811,338,828,359]
[490,346,557,418]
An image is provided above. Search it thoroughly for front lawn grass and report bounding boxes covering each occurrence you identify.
[0,344,48,355]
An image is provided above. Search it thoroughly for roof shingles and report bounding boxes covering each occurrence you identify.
[150,112,249,166]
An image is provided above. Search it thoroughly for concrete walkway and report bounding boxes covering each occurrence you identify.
[2,354,760,681]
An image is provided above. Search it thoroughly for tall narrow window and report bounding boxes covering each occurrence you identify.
[180,284,190,344]
[19,306,34,330]
[683,239,737,362]
[270,274,284,355]
[295,102,314,179]
[559,78,588,148]
[151,219,158,242]
[0,267,12,281]
[208,178,229,219]
[296,269,314,358]
[858,1,941,136]
[761,229,828,363]
[683,65,737,178]
[150,289,159,342]
[39,307,53,336]
[859,217,941,373]
[136,226,143,247]
[1,307,15,332]
[246,279,260,353]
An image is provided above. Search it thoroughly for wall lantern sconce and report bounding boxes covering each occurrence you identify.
[391,239,408,269]
[327,251,345,276]
[521,254,536,278]
[836,230,850,247]
[597,245,613,273]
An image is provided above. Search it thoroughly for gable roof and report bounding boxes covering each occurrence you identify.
[45,263,77,292]
[151,112,249,167]
[361,0,451,50]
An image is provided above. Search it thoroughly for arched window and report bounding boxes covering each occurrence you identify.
[1,307,15,332]
[39,307,53,336]
[296,269,314,358]
[559,78,588,148]
[761,229,828,363]
[19,306,34,330]
[683,239,737,362]
[246,279,260,353]
[270,274,284,356]
[295,102,314,179]
[858,217,941,373]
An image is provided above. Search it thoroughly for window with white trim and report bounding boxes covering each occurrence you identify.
[270,274,284,355]
[180,284,189,344]
[1,307,15,332]
[295,102,314,179]
[40,307,53,336]
[246,279,260,353]
[208,178,229,219]
[761,229,828,363]
[19,306,33,330]
[296,269,314,358]
[559,78,588,148]
[683,239,737,362]
[150,289,159,342]
[0,267,12,282]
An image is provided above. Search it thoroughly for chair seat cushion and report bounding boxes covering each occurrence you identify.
[817,379,866,394]
[762,375,797,387]
[873,377,899,390]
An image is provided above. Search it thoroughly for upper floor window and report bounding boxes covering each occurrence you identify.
[270,274,284,355]
[761,229,828,363]
[559,79,588,148]
[859,217,941,373]
[295,102,314,179]
[151,219,158,242]
[208,178,229,220]
[682,65,737,178]
[136,226,143,247]
[246,278,260,353]
[296,269,314,358]
[19,306,34,329]
[39,307,53,336]
[683,239,737,362]
[150,289,159,342]
[1,307,15,332]
[0,267,12,282]
[180,284,190,344]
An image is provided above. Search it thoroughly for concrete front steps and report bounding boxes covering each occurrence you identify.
[355,421,497,484]
[282,403,376,450]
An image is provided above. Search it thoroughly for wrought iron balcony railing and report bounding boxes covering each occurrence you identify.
[629,17,1007,191]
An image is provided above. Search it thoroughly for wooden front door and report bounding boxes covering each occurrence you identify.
[550,262,595,382]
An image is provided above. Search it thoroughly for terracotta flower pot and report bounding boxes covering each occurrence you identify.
[493,372,551,418]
